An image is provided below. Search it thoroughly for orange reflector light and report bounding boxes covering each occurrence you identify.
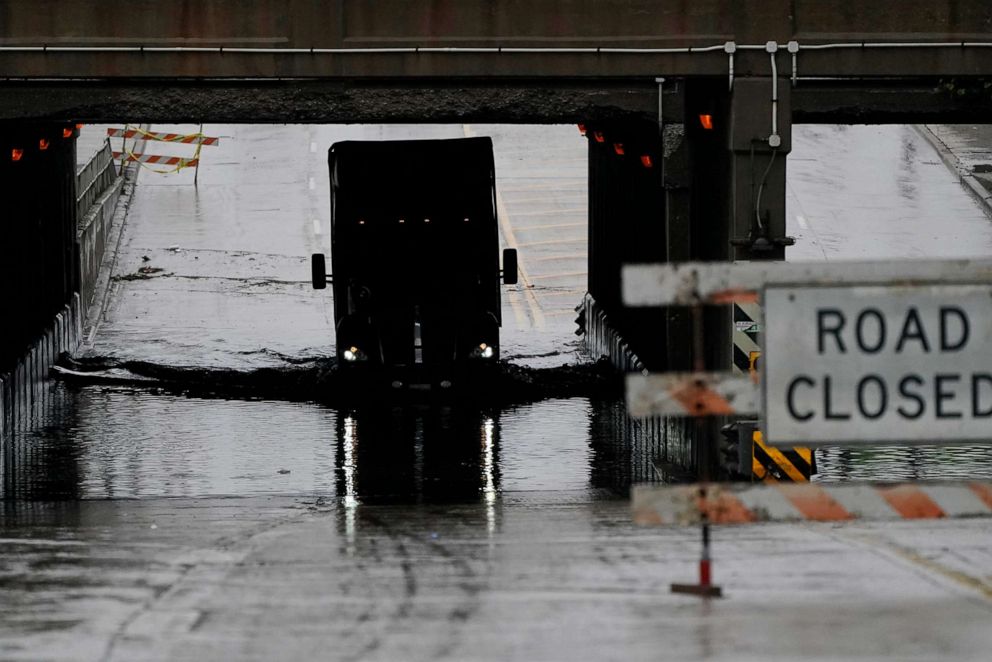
[699,114,714,130]
[577,123,587,135]
[11,148,24,162]
[39,139,50,151]
[593,131,605,143]
[640,155,654,168]
[62,127,74,138]
[613,143,625,155]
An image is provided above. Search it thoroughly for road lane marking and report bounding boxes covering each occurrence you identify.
[530,255,586,264]
[528,270,588,280]
[308,177,316,190]
[833,530,992,602]
[515,237,586,249]
[514,222,586,231]
[464,123,546,330]
[506,209,585,218]
[312,219,322,235]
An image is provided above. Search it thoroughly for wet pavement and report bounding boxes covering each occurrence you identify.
[3,123,992,659]
[83,123,587,371]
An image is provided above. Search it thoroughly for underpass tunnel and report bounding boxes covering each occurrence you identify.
[0,123,79,372]
[0,102,790,424]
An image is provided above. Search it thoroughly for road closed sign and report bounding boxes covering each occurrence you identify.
[763,284,992,445]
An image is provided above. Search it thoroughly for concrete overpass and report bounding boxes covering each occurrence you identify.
[2,1,992,460]
[1,0,991,124]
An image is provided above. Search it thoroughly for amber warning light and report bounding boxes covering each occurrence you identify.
[39,139,50,151]
[699,114,715,130]
[11,148,24,162]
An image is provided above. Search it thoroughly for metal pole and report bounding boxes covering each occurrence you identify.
[194,122,203,187]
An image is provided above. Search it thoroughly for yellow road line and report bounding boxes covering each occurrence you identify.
[530,253,587,263]
[836,531,992,602]
[464,124,545,330]
[506,209,585,218]
[514,222,586,231]
[885,543,992,601]
[515,237,586,249]
[497,196,584,205]
[528,270,588,281]
[534,289,588,298]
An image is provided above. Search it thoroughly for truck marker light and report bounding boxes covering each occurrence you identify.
[62,128,74,138]
[75,123,84,130]
[613,143,625,155]
[699,114,714,130]
[593,131,605,143]
[39,139,50,151]
[577,124,587,135]
[641,155,654,168]
[11,148,23,162]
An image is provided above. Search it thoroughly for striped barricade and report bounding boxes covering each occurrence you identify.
[107,128,220,146]
[632,481,992,525]
[108,125,218,175]
[112,152,199,168]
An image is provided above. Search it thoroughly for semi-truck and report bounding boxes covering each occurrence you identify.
[311,136,517,390]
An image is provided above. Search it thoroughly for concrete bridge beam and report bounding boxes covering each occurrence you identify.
[728,76,792,261]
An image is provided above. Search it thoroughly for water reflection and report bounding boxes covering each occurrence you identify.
[815,443,992,482]
[334,406,502,504]
[4,384,992,504]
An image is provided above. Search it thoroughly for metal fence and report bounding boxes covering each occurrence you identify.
[75,138,118,222]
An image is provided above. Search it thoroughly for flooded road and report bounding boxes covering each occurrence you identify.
[3,385,655,501]
[3,123,992,660]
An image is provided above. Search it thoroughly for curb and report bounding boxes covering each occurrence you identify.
[915,124,992,219]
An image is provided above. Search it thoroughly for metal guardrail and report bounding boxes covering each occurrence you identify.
[580,294,647,375]
[75,138,118,222]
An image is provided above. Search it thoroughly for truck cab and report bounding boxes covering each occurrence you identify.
[311,136,517,389]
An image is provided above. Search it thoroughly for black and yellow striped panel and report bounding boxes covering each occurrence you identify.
[752,430,813,483]
[733,303,762,375]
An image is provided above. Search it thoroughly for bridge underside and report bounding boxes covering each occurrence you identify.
[1,79,990,125]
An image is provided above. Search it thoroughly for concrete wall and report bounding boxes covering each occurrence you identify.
[0,296,81,440]
[580,294,695,475]
[0,126,120,443]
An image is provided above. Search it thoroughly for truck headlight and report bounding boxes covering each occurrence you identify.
[471,342,495,359]
[342,346,367,362]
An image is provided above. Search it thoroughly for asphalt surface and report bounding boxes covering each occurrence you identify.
[3,123,992,660]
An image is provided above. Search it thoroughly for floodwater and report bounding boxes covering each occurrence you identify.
[4,381,992,504]
[45,122,992,494]
[2,384,666,502]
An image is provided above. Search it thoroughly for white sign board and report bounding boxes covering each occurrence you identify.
[763,284,992,446]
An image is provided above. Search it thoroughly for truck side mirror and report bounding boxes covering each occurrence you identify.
[312,253,327,290]
[502,248,518,285]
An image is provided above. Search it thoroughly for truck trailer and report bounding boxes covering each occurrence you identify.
[311,136,517,390]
